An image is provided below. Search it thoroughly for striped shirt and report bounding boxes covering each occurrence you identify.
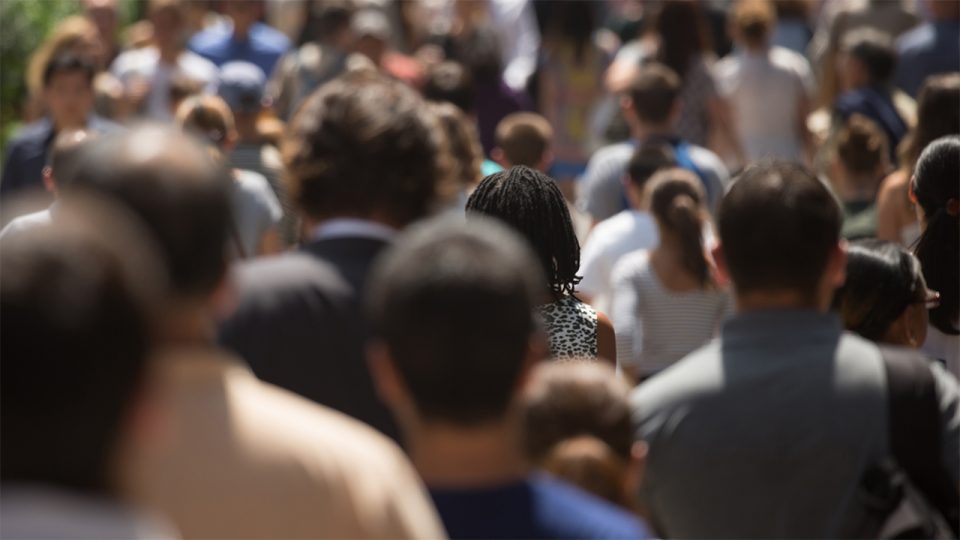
[611,250,731,375]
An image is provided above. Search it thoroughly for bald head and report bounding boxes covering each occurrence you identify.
[69,125,233,299]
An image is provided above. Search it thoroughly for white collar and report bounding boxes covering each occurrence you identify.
[310,218,398,243]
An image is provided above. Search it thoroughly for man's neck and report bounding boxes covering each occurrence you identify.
[157,45,181,64]
[158,301,216,347]
[735,290,827,313]
[408,418,529,489]
[632,123,675,143]
[232,22,253,41]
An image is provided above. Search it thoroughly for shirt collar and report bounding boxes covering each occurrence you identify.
[310,218,398,243]
[723,309,842,344]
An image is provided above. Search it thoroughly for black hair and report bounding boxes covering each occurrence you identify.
[627,142,677,188]
[718,160,842,297]
[648,169,714,288]
[912,136,960,335]
[1,203,162,494]
[842,28,897,86]
[367,217,544,425]
[454,24,503,83]
[833,239,927,341]
[43,53,96,88]
[423,61,476,114]
[69,125,233,299]
[628,63,682,125]
[466,166,581,298]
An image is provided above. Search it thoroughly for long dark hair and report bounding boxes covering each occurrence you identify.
[833,239,927,342]
[542,0,596,66]
[648,169,713,288]
[898,74,960,172]
[651,0,711,81]
[912,136,960,335]
[466,166,582,298]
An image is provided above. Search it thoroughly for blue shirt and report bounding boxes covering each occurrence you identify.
[0,116,120,200]
[189,22,290,77]
[430,475,651,539]
[894,21,960,98]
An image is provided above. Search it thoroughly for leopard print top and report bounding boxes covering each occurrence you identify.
[536,295,599,359]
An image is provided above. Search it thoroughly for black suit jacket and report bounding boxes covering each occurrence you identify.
[218,236,399,441]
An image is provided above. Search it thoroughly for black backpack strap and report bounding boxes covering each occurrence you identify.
[880,345,960,536]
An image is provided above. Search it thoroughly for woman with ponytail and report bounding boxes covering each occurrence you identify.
[911,136,960,376]
[611,168,731,382]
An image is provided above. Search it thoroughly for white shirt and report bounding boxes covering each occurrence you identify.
[714,46,814,163]
[0,207,52,241]
[310,218,398,243]
[110,47,219,121]
[578,210,659,314]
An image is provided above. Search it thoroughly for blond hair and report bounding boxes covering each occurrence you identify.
[27,15,99,97]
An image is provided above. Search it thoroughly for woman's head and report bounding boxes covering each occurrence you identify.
[466,166,581,297]
[833,239,933,346]
[175,95,237,156]
[646,168,713,287]
[428,101,483,190]
[912,136,960,335]
[652,0,710,80]
[899,74,960,171]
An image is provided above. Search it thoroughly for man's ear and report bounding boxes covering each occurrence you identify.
[827,240,848,290]
[42,166,57,195]
[367,341,407,409]
[209,270,238,322]
[619,95,635,116]
[711,243,732,287]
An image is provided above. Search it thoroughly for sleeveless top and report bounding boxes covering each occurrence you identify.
[536,296,599,359]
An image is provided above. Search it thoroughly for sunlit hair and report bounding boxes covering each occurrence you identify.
[27,15,100,97]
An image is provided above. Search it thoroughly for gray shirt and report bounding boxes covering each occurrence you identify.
[632,310,893,538]
[577,139,728,222]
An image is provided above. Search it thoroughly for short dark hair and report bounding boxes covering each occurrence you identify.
[423,61,475,113]
[523,361,633,462]
[43,53,95,88]
[466,166,581,297]
[284,71,445,226]
[495,112,553,168]
[628,63,681,125]
[455,24,503,82]
[47,129,95,187]
[69,125,233,299]
[367,217,544,425]
[1,202,163,494]
[718,161,842,296]
[912,136,960,335]
[832,239,926,341]
[842,29,897,86]
[627,142,677,188]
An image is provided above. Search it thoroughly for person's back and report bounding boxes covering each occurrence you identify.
[894,1,960,98]
[630,161,929,537]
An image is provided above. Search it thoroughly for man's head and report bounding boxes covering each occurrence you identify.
[1,200,164,495]
[351,9,391,66]
[492,112,554,171]
[43,129,94,196]
[832,114,889,198]
[69,125,233,303]
[624,63,682,131]
[43,53,95,129]
[839,29,897,91]
[312,0,355,49]
[83,0,118,48]
[423,61,475,115]
[218,61,267,119]
[149,0,187,51]
[624,142,677,209]
[222,0,263,37]
[716,161,845,310]
[367,217,546,430]
[730,0,775,50]
[283,71,447,227]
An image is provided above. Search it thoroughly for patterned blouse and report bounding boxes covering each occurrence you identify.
[536,296,599,360]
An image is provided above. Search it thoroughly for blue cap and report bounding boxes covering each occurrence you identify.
[217,61,266,113]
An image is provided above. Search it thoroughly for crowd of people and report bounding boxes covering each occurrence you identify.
[1,0,959,538]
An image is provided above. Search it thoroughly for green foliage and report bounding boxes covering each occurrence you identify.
[0,0,82,154]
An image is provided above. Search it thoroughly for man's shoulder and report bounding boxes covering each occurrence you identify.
[529,476,652,539]
[896,23,933,54]
[7,119,52,148]
[631,341,723,409]
[251,22,291,52]
[233,251,353,301]
[587,141,635,166]
[0,209,52,241]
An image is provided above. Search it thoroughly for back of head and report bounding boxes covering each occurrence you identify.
[284,71,445,227]
[367,217,545,425]
[455,24,503,83]
[69,125,233,300]
[627,142,678,189]
[430,101,483,189]
[1,200,163,494]
[523,360,633,462]
[423,61,475,114]
[495,112,553,169]
[901,74,960,169]
[628,63,682,126]
[466,166,581,297]
[48,129,95,188]
[733,0,776,49]
[912,136,960,335]
[541,436,629,507]
[835,114,888,179]
[648,168,713,287]
[842,28,897,86]
[832,239,926,342]
[653,0,709,79]
[175,94,236,151]
[719,161,842,297]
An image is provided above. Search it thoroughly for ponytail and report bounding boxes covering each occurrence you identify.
[649,170,713,288]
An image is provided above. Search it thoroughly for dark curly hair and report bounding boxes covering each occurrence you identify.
[283,71,447,226]
[466,166,581,298]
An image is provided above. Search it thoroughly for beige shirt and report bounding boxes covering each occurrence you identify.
[121,347,446,539]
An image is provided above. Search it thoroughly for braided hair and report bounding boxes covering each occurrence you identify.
[466,166,581,298]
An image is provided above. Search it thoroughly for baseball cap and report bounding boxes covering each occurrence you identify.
[217,61,266,114]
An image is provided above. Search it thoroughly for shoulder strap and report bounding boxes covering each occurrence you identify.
[880,346,960,535]
[671,142,715,205]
